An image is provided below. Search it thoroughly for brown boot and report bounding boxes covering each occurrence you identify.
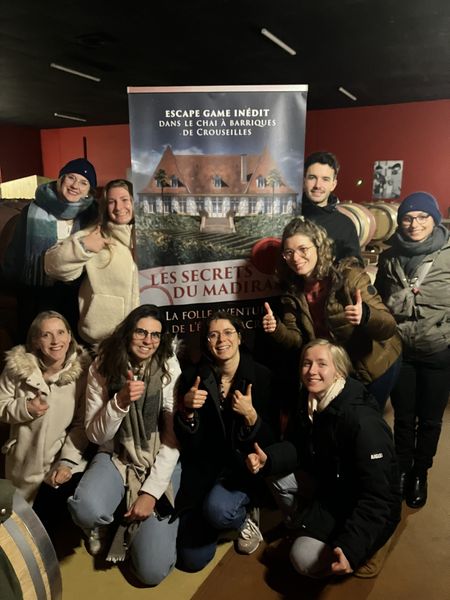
[353,536,393,578]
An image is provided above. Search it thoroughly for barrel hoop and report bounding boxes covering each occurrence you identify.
[11,492,61,600]
[2,517,43,600]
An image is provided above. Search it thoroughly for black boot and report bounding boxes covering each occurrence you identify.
[405,472,428,508]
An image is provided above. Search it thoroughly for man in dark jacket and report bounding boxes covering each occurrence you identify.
[301,151,362,263]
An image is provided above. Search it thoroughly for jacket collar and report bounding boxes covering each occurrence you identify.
[4,344,91,386]
[301,193,339,215]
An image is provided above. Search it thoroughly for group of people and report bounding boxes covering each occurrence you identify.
[0,152,448,586]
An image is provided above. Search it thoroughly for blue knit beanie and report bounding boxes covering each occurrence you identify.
[397,192,441,225]
[59,158,97,189]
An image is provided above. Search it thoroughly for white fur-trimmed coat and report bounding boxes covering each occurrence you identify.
[0,345,91,502]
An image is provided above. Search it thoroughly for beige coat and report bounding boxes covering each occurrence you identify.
[0,345,91,502]
[45,223,140,345]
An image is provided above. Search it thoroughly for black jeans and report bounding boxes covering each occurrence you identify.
[390,347,450,473]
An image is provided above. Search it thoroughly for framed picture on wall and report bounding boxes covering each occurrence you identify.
[372,160,403,199]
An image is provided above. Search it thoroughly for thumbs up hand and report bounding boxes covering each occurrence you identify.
[183,375,208,412]
[344,288,363,325]
[246,442,268,474]
[116,369,145,409]
[232,383,257,426]
[262,302,277,333]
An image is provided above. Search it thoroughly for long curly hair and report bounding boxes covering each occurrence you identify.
[276,217,335,292]
[96,304,173,388]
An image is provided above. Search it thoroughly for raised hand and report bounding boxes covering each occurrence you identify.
[27,391,49,418]
[344,288,363,325]
[116,370,145,410]
[246,442,268,474]
[183,376,208,414]
[232,383,257,425]
[81,225,115,253]
[262,301,277,333]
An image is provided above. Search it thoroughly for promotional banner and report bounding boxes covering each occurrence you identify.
[128,85,308,336]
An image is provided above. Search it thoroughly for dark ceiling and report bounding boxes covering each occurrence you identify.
[1,0,449,130]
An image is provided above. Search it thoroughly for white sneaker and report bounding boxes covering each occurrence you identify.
[85,526,108,556]
[236,509,263,555]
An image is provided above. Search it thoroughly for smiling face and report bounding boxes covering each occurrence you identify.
[400,210,434,242]
[129,316,162,363]
[207,318,241,364]
[301,345,338,398]
[303,163,337,207]
[34,317,71,367]
[283,233,318,279]
[107,186,134,224]
[59,173,91,203]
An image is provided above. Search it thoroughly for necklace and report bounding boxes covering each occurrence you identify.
[219,376,234,409]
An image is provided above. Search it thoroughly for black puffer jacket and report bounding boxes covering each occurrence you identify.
[174,350,278,513]
[265,377,401,569]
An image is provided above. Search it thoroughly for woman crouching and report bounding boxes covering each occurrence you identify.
[247,340,401,578]
[68,304,181,586]
[0,311,91,531]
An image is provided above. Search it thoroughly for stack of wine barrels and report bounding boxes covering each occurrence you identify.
[336,200,400,249]
[0,486,62,599]
[364,201,399,243]
[336,200,400,283]
[336,202,377,249]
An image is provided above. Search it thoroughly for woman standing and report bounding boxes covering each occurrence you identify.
[175,311,278,571]
[262,217,401,410]
[247,340,401,578]
[45,179,139,346]
[2,158,98,341]
[68,305,181,586]
[375,192,450,508]
[0,311,91,526]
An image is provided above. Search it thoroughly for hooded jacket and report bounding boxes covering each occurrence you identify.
[45,223,139,345]
[264,377,401,570]
[269,262,401,383]
[0,345,91,502]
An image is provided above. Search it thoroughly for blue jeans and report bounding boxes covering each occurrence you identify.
[367,354,402,411]
[177,481,250,572]
[68,452,181,586]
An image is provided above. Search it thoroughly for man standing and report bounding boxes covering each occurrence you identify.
[301,151,362,262]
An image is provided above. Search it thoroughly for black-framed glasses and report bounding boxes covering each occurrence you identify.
[401,214,431,226]
[133,328,162,341]
[282,246,314,261]
[207,329,237,342]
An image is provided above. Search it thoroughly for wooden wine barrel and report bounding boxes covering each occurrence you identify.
[0,489,62,600]
[365,201,399,242]
[336,202,377,248]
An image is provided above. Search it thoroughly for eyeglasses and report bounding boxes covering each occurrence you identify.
[207,329,237,342]
[401,214,431,226]
[64,173,90,190]
[282,246,314,261]
[133,328,162,341]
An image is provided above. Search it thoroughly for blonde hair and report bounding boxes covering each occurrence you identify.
[26,311,78,370]
[300,339,353,379]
